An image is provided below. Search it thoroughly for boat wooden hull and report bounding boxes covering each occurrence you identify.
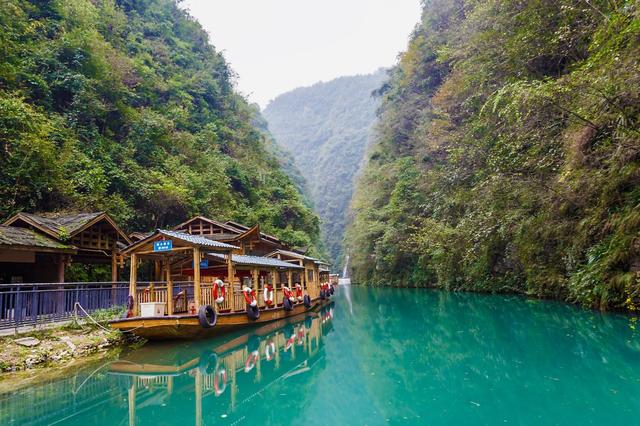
[109,298,331,340]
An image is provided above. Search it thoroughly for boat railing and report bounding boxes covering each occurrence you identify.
[130,277,319,318]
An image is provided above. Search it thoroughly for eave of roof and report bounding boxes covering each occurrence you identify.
[172,216,242,235]
[0,225,76,252]
[123,229,239,254]
[207,253,304,269]
[267,249,319,262]
[4,212,131,244]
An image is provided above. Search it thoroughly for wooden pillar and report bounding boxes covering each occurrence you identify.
[195,369,202,426]
[111,250,118,282]
[226,253,234,284]
[154,260,161,281]
[193,247,201,309]
[128,380,136,426]
[167,375,174,395]
[111,251,118,304]
[287,269,292,288]
[275,333,281,369]
[252,268,259,292]
[166,261,174,315]
[57,254,65,283]
[129,253,137,316]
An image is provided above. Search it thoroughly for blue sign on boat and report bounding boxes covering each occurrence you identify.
[154,240,173,252]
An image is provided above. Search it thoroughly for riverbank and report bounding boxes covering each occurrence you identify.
[0,309,145,376]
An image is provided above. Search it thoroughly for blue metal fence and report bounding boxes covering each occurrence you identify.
[0,282,130,331]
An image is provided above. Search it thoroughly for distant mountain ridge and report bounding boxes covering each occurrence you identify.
[263,69,387,267]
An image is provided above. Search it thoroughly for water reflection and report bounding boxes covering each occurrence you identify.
[2,288,640,425]
[0,304,334,426]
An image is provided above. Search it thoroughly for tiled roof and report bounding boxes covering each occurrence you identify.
[158,230,239,250]
[0,225,74,251]
[11,212,103,237]
[208,253,304,269]
[268,249,320,262]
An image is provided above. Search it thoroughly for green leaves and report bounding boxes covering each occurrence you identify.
[0,0,320,252]
[347,0,640,309]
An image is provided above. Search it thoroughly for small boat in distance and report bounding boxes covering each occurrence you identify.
[109,217,335,340]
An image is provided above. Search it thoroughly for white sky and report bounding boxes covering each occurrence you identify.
[180,0,422,108]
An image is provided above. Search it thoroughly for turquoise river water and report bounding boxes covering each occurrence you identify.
[1,286,640,425]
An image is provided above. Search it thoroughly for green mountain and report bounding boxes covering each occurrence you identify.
[347,0,640,310]
[0,0,319,251]
[263,70,387,267]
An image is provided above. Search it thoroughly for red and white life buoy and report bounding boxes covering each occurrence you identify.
[295,284,303,302]
[214,367,227,396]
[244,350,260,372]
[283,286,296,303]
[243,286,257,307]
[263,284,274,307]
[213,279,225,304]
[264,340,276,361]
[284,333,296,351]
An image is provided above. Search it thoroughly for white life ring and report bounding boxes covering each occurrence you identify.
[244,350,260,372]
[264,340,276,361]
[213,279,225,304]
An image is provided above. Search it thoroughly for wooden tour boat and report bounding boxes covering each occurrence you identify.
[109,221,334,340]
[109,304,335,425]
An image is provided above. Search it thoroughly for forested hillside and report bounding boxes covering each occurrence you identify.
[347,0,639,310]
[263,70,386,266]
[0,0,319,251]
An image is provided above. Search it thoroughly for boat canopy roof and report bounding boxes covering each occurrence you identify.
[123,229,239,254]
[208,253,304,269]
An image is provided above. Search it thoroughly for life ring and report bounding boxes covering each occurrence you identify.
[246,304,260,321]
[295,284,303,302]
[198,305,217,328]
[284,333,295,351]
[283,298,293,312]
[214,367,227,396]
[263,284,274,307]
[264,340,276,361]
[244,350,260,372]
[303,294,311,308]
[213,279,225,304]
[283,286,296,304]
[243,286,257,307]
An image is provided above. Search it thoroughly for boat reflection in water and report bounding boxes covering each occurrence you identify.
[0,303,334,426]
[110,302,335,426]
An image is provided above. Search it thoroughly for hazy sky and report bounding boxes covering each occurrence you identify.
[180,0,422,108]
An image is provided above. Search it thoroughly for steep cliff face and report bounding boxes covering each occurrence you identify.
[347,0,640,310]
[263,70,387,265]
[0,0,319,251]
